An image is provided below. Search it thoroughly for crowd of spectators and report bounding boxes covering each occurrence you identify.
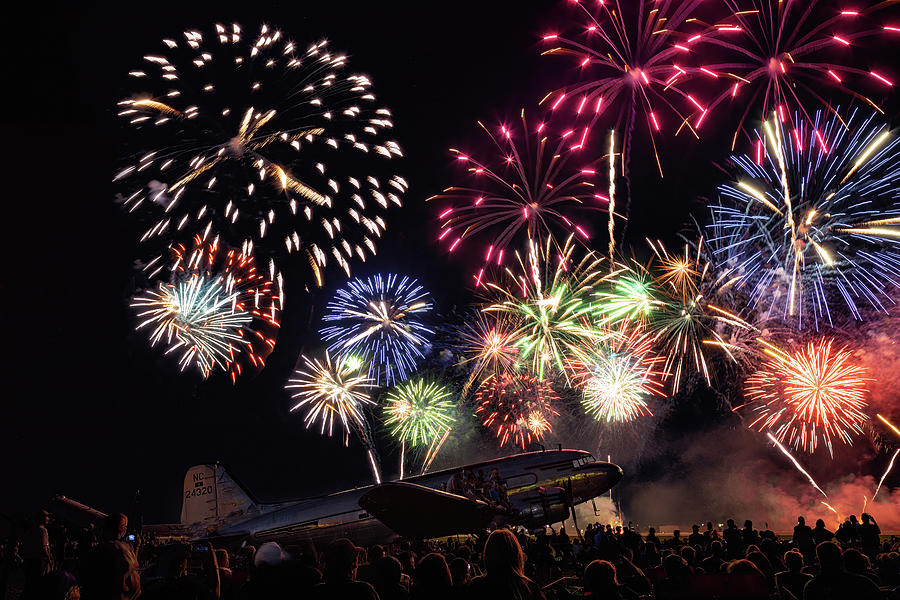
[444,468,511,509]
[2,509,899,599]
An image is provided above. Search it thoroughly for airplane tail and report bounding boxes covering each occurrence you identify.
[181,464,259,526]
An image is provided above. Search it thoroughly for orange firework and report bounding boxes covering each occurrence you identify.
[741,338,870,455]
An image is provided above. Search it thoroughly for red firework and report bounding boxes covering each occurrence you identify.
[474,373,560,449]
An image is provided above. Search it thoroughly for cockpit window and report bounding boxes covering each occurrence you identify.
[572,454,595,468]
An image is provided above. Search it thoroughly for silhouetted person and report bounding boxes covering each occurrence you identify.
[810,519,833,546]
[843,548,881,586]
[705,521,720,542]
[448,557,471,594]
[701,540,725,573]
[725,560,769,599]
[468,529,544,600]
[311,538,377,600]
[80,541,141,600]
[21,511,53,599]
[688,525,704,547]
[775,550,811,600]
[645,527,660,548]
[655,554,691,600]
[859,513,881,557]
[373,556,408,600]
[412,553,452,600]
[741,520,760,547]
[723,519,742,558]
[582,559,638,600]
[802,542,880,600]
[100,513,128,543]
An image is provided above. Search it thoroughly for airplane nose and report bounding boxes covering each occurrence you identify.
[588,461,623,486]
[571,461,623,501]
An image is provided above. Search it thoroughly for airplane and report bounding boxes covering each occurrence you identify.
[161,448,623,546]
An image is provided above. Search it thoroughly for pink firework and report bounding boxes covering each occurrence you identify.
[541,0,713,175]
[688,0,896,149]
[429,110,605,285]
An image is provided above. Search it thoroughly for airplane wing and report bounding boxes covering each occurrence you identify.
[359,482,500,539]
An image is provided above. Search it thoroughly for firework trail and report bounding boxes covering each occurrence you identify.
[608,130,617,263]
[320,273,434,386]
[878,413,900,439]
[474,373,560,449]
[115,24,407,285]
[741,338,870,455]
[708,109,900,329]
[873,448,900,501]
[689,0,896,149]
[766,432,828,497]
[132,236,280,381]
[483,235,607,381]
[430,110,606,284]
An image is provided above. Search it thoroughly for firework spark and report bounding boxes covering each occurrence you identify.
[320,274,433,386]
[132,237,280,381]
[474,373,560,449]
[484,236,607,381]
[116,24,407,284]
[708,109,900,328]
[569,326,667,423]
[430,110,605,281]
[742,338,870,455]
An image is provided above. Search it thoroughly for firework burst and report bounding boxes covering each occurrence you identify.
[569,326,667,423]
[690,0,896,148]
[456,312,521,397]
[741,338,870,455]
[132,236,280,381]
[474,373,560,449]
[542,0,711,177]
[484,236,607,381]
[430,110,605,282]
[115,24,407,284]
[320,274,433,386]
[383,379,456,447]
[708,109,900,328]
[286,352,375,437]
[645,238,754,392]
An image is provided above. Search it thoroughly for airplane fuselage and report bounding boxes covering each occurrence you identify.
[208,449,622,546]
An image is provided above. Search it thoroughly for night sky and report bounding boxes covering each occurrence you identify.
[6,1,899,526]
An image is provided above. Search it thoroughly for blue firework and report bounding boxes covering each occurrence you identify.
[320,274,434,385]
[707,108,900,329]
